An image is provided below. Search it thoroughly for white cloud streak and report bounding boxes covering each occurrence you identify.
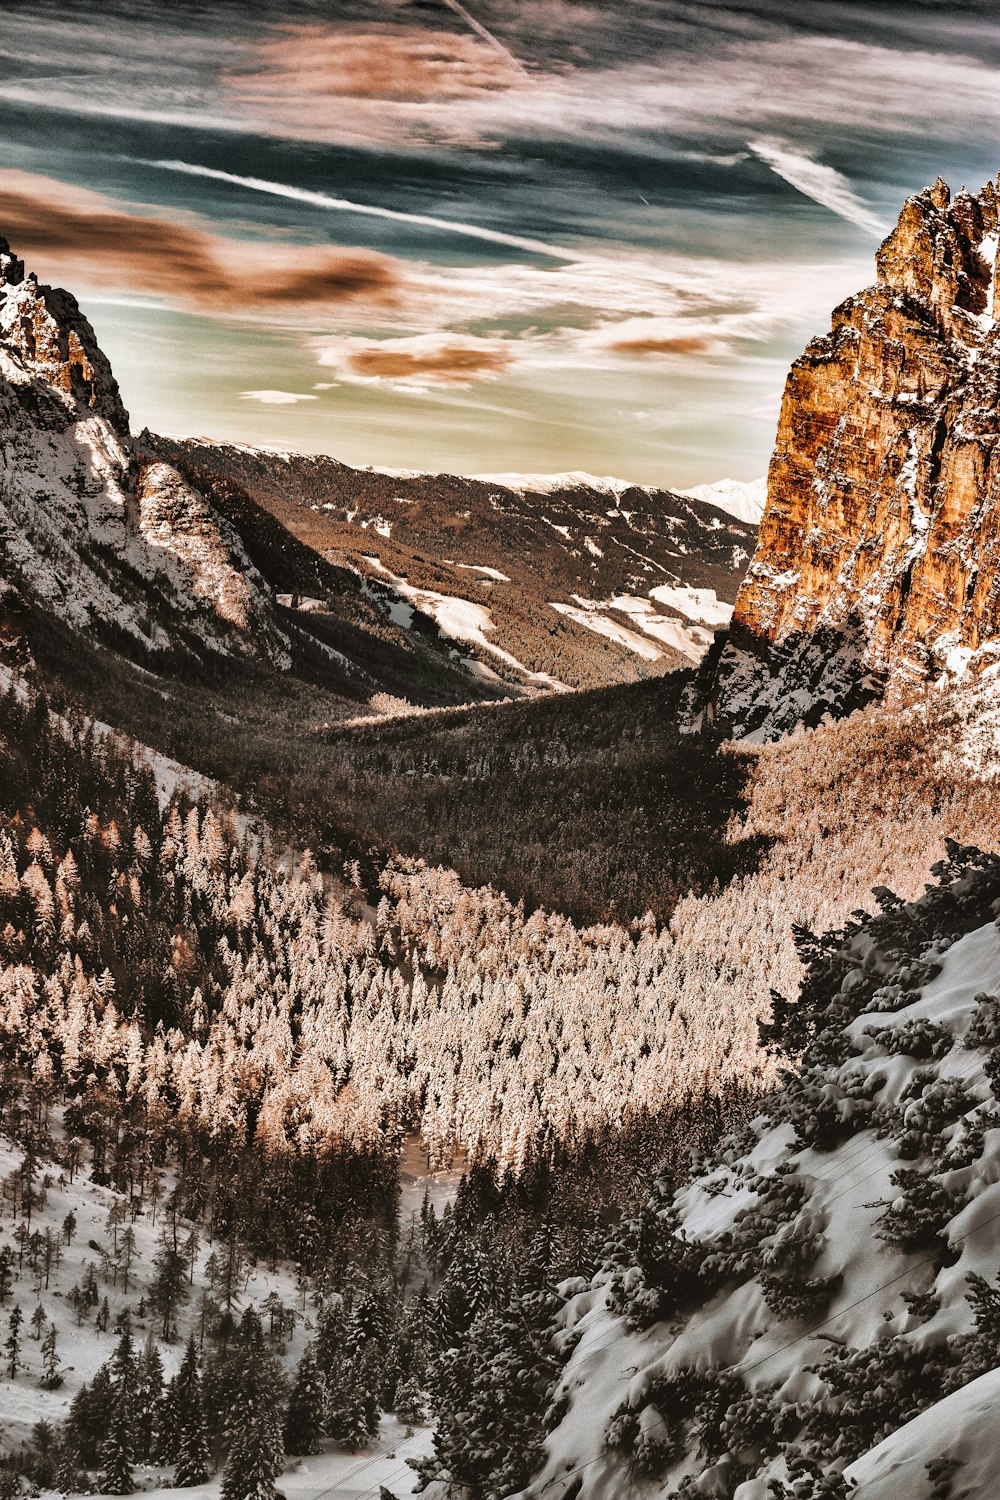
[137,159,579,262]
[239,389,318,405]
[438,0,529,74]
[749,138,888,236]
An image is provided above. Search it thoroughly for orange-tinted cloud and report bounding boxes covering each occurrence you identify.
[0,169,401,314]
[228,23,519,106]
[608,334,713,356]
[348,342,510,382]
[223,22,526,147]
[319,332,512,386]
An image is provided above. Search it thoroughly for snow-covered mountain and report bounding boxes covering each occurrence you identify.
[0,238,290,669]
[525,846,1000,1499]
[162,439,757,691]
[0,238,520,713]
[679,477,768,526]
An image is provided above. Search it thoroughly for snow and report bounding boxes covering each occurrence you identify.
[530,908,1000,1500]
[845,1365,1000,1498]
[551,588,724,665]
[550,602,662,660]
[647,584,733,628]
[73,1420,432,1500]
[680,477,768,525]
[362,558,567,690]
[471,471,636,497]
[449,562,512,583]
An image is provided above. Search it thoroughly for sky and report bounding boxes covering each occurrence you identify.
[2,2,1000,486]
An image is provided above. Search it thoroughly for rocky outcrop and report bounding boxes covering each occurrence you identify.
[0,237,129,432]
[0,237,289,668]
[711,176,1000,739]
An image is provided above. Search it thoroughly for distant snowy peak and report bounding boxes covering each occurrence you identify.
[474,470,770,525]
[679,476,768,525]
[472,470,636,497]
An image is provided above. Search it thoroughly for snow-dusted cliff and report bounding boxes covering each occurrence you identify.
[0,237,290,667]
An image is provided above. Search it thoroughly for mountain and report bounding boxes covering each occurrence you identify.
[0,236,529,714]
[517,845,1000,1500]
[0,238,288,670]
[706,176,1000,740]
[679,476,768,526]
[158,438,757,691]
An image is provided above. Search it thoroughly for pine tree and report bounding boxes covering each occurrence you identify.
[393,1376,425,1428]
[154,1374,180,1466]
[221,1386,285,1500]
[100,1394,136,1495]
[55,1437,79,1496]
[134,1337,165,1463]
[67,1364,114,1468]
[40,1321,63,1389]
[284,1343,326,1456]
[150,1231,190,1340]
[5,1304,22,1378]
[174,1337,210,1487]
[0,1245,13,1303]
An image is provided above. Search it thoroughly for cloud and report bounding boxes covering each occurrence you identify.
[749,138,888,235]
[239,390,319,405]
[139,159,578,262]
[318,332,512,386]
[225,22,521,107]
[0,169,402,315]
[608,333,714,357]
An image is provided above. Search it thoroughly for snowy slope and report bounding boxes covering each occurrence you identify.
[680,478,768,525]
[523,851,1000,1499]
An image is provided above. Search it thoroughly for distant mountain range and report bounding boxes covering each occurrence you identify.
[156,437,758,691]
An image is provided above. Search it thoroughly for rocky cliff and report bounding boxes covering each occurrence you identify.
[710,176,1000,739]
[0,236,292,668]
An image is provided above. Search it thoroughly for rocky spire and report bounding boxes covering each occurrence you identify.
[708,175,1000,740]
[0,237,129,432]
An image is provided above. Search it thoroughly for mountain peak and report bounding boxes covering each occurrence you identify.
[0,237,129,431]
[706,173,1000,740]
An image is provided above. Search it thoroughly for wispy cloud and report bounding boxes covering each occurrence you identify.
[137,159,579,262]
[749,138,888,235]
[239,390,318,405]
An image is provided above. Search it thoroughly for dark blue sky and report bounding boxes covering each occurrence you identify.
[2,1,999,483]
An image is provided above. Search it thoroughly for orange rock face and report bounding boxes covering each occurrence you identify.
[713,177,1000,737]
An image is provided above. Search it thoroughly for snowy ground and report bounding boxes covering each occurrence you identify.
[38,1418,432,1500]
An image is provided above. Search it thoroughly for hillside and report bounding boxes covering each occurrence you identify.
[511,848,1000,1500]
[158,438,756,691]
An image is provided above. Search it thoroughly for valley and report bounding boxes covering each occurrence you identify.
[0,153,998,1500]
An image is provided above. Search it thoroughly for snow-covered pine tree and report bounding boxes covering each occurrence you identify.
[174,1337,210,1486]
[283,1342,326,1456]
[221,1386,285,1500]
[99,1395,136,1495]
[134,1337,165,1462]
[5,1304,22,1379]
